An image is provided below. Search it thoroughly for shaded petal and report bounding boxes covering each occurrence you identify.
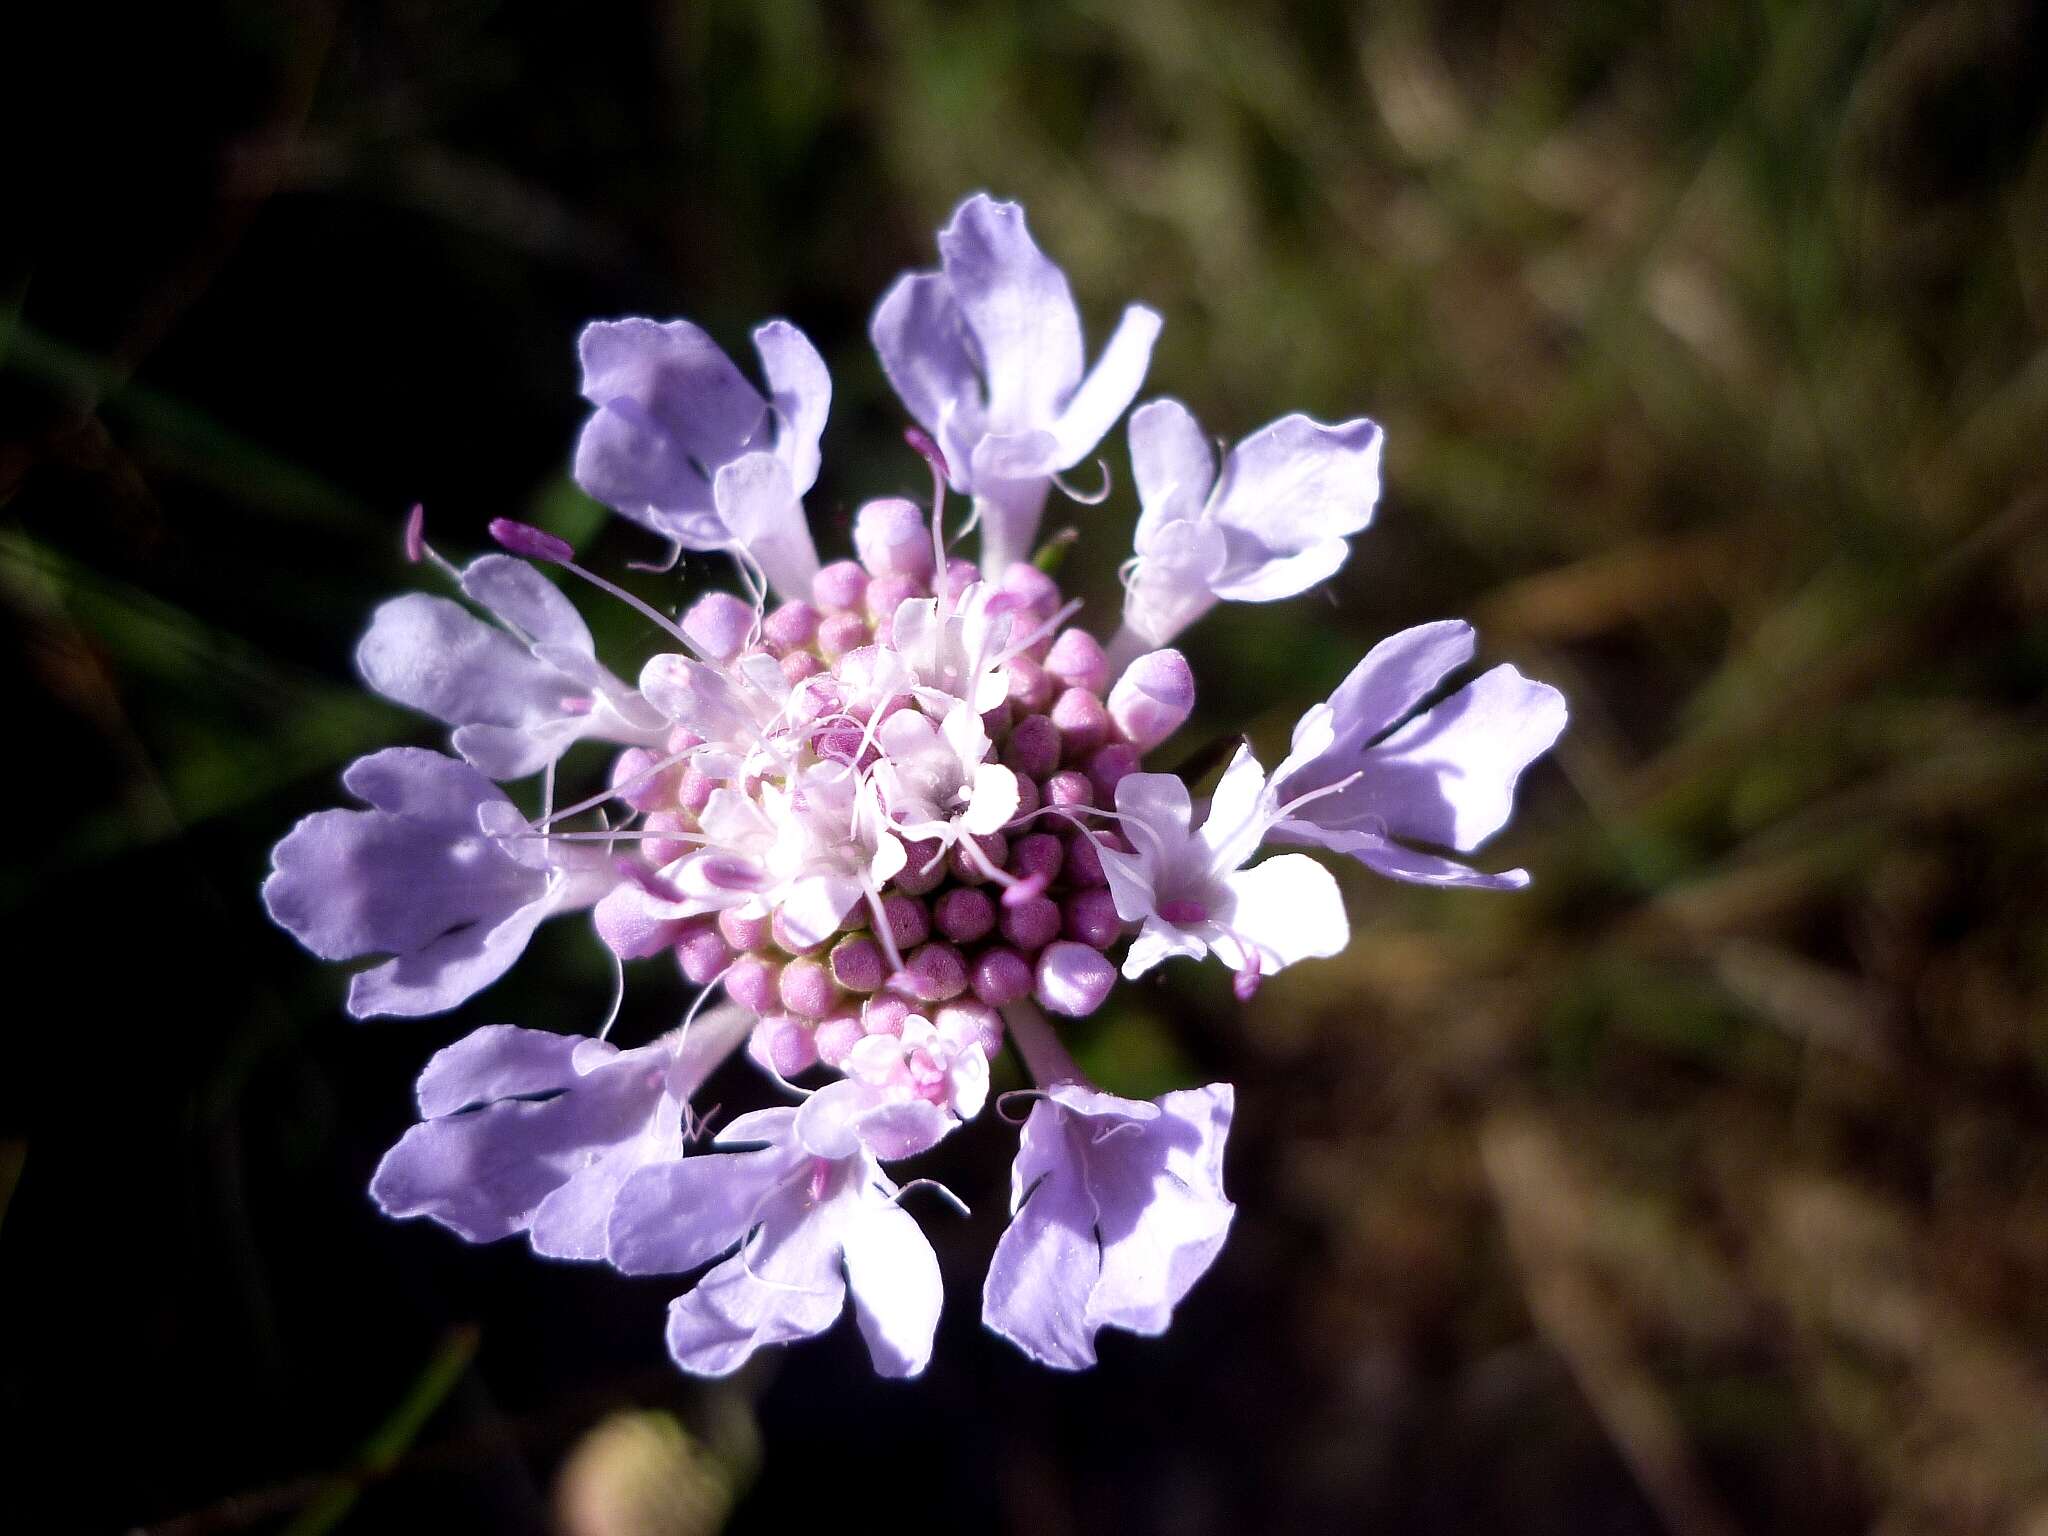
[870,271,983,488]
[663,1248,846,1377]
[1048,305,1162,470]
[981,1098,1106,1370]
[607,1144,795,1275]
[1211,413,1383,551]
[1087,1084,1235,1335]
[1129,398,1216,547]
[1209,534,1351,604]
[1315,621,1476,763]
[712,450,820,601]
[356,595,565,734]
[577,319,764,470]
[1357,664,1568,852]
[457,555,593,655]
[370,1053,660,1243]
[1121,916,1207,980]
[262,754,539,966]
[345,884,563,1018]
[1271,820,1530,890]
[751,319,831,494]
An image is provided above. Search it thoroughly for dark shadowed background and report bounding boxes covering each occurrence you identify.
[5,2,2047,1533]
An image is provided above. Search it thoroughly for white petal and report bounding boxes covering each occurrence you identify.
[1218,855,1349,975]
[842,1190,944,1378]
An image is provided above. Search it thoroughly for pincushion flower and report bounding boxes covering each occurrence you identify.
[264,190,1567,1381]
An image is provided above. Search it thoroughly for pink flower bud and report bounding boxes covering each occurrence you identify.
[1035,941,1116,1017]
[854,497,935,579]
[1063,888,1124,949]
[817,611,871,660]
[812,560,869,614]
[879,893,930,950]
[675,763,716,816]
[1002,714,1060,779]
[1043,770,1094,810]
[762,600,819,655]
[948,832,1008,884]
[899,942,967,1002]
[1050,687,1110,760]
[1005,654,1055,713]
[1009,831,1065,886]
[725,955,782,1015]
[1107,648,1194,751]
[862,992,912,1036]
[718,907,770,953]
[675,920,733,984]
[829,934,885,993]
[593,884,690,959]
[751,1014,817,1078]
[971,947,1033,1007]
[999,561,1060,619]
[866,573,925,625]
[999,894,1062,952]
[641,810,693,865]
[933,886,997,944]
[813,1010,864,1068]
[1044,629,1110,695]
[892,838,946,895]
[780,651,825,684]
[609,748,676,814]
[681,591,754,662]
[1086,742,1142,803]
[777,956,838,1020]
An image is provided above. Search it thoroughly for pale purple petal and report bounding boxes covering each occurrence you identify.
[457,554,594,656]
[711,451,820,601]
[262,750,543,979]
[662,1175,849,1376]
[1296,621,1476,778]
[1129,398,1217,547]
[981,1096,1104,1369]
[1354,664,1569,852]
[344,882,564,1019]
[370,1052,663,1244]
[356,595,567,734]
[870,271,984,491]
[1084,1085,1235,1335]
[1210,413,1383,558]
[607,1142,795,1275]
[751,320,831,494]
[573,319,767,536]
[936,194,1083,428]
[1046,305,1163,470]
[1209,534,1351,604]
[1270,820,1530,890]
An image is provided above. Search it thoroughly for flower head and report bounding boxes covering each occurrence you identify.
[263,191,1565,1382]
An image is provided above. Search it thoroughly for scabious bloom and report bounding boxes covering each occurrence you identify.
[264,192,1567,1378]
